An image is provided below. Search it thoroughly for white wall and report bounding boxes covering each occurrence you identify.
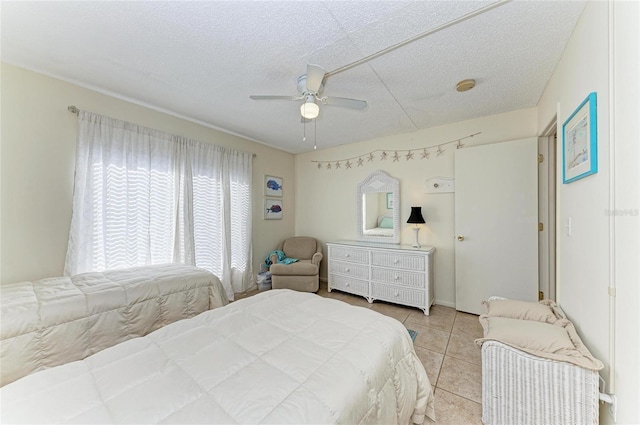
[295,108,537,307]
[0,63,296,285]
[610,2,640,423]
[537,1,639,423]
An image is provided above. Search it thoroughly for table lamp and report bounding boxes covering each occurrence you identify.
[407,206,426,248]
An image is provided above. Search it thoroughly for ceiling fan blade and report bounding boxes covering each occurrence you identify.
[249,95,303,101]
[305,64,326,93]
[322,96,368,110]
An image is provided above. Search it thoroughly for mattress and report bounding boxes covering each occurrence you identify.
[0,289,435,424]
[0,263,228,386]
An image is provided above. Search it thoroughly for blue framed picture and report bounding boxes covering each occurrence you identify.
[562,92,597,184]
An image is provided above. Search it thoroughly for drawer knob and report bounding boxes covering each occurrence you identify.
[394,275,399,281]
[394,292,399,297]
[346,282,351,287]
[393,259,399,264]
[345,268,350,273]
[345,254,351,258]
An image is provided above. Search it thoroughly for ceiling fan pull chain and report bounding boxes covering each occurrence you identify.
[314,119,317,151]
[303,119,306,142]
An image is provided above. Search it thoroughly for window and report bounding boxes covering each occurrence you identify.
[65,111,253,299]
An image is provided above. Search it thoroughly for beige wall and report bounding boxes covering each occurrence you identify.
[537,1,639,423]
[295,108,537,307]
[0,63,295,285]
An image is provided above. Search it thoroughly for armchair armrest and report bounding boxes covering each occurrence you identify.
[269,253,278,267]
[311,252,323,266]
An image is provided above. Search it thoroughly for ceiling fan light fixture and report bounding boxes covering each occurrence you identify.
[300,98,319,119]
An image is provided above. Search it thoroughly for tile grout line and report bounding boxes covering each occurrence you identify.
[436,387,482,407]
[434,326,453,390]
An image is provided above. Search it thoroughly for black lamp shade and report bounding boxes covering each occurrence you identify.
[407,206,425,224]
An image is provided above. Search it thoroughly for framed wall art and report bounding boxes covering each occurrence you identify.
[264,198,283,220]
[386,192,394,209]
[264,175,283,197]
[562,92,597,184]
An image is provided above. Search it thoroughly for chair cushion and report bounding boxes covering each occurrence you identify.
[270,260,318,276]
[281,237,318,260]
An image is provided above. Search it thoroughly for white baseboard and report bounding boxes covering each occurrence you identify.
[434,299,456,309]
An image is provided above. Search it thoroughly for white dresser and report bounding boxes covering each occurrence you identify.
[327,240,435,315]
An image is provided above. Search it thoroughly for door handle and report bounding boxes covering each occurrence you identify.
[457,235,465,241]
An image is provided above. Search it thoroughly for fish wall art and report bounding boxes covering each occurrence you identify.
[264,175,283,197]
[265,198,283,220]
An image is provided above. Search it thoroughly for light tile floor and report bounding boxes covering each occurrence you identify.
[237,283,484,425]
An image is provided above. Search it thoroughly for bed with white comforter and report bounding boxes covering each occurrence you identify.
[0,289,435,424]
[0,264,228,386]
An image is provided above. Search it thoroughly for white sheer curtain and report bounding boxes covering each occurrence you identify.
[65,111,253,300]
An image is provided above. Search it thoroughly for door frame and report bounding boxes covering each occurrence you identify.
[539,118,557,301]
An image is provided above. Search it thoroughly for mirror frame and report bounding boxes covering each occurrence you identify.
[356,170,400,244]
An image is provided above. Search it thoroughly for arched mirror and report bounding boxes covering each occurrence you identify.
[357,170,400,244]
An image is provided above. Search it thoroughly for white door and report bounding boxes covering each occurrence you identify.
[454,138,539,314]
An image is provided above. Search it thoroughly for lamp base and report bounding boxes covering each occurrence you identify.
[412,227,421,248]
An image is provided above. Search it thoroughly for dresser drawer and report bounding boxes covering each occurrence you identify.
[329,260,369,280]
[371,267,425,288]
[329,275,369,297]
[329,245,369,264]
[371,251,426,271]
[371,282,425,308]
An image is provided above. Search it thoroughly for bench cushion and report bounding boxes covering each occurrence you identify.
[476,316,603,370]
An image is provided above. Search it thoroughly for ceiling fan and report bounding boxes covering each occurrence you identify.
[249,64,367,120]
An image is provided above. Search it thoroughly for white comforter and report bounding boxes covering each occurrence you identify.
[0,290,435,424]
[1,264,228,386]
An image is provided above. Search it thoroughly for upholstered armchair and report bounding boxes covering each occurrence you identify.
[269,237,323,292]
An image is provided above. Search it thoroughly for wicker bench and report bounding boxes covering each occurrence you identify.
[481,340,600,425]
[477,298,603,425]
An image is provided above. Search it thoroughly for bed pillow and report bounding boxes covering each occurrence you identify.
[476,316,604,371]
[481,298,563,323]
[379,216,394,229]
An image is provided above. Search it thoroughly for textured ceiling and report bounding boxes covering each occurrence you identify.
[1,1,586,154]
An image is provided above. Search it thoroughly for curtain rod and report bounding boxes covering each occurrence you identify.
[67,105,257,158]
